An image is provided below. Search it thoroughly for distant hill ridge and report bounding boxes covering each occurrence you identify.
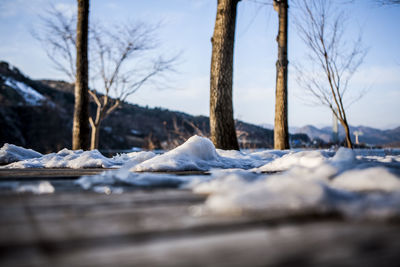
[0,61,277,153]
[293,124,400,146]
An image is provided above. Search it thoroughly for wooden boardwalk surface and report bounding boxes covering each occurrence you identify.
[1,169,400,266]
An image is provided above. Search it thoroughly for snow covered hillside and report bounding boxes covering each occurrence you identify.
[1,136,400,221]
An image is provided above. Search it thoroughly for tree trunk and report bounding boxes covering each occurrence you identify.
[90,123,100,150]
[72,0,90,150]
[210,0,240,150]
[273,0,289,150]
[342,120,353,149]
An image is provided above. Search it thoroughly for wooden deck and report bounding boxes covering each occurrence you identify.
[1,169,400,266]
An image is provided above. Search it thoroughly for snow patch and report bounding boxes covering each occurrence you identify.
[1,149,155,169]
[76,165,194,191]
[332,167,400,192]
[190,148,400,220]
[253,150,330,172]
[0,180,54,194]
[132,136,280,172]
[3,137,400,220]
[0,143,42,165]
[16,181,55,194]
[4,77,45,105]
[112,151,156,165]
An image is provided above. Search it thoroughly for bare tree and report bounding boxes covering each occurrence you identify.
[273,0,289,150]
[34,7,176,150]
[210,0,240,150]
[72,0,90,150]
[87,23,176,149]
[293,0,367,148]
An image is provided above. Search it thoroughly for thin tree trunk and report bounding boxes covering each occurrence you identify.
[342,120,353,149]
[210,0,240,150]
[273,0,289,150]
[90,123,100,150]
[72,0,90,150]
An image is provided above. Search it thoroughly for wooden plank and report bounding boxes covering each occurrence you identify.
[0,190,206,224]
[0,168,110,180]
[1,221,400,267]
[1,175,400,266]
[0,190,342,247]
[0,168,210,181]
[0,196,250,246]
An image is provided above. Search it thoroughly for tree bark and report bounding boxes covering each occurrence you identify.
[90,123,100,150]
[72,0,90,150]
[273,0,289,150]
[342,119,353,149]
[210,0,240,150]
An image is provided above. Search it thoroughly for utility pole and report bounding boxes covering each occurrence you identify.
[273,0,289,150]
[332,110,339,144]
[353,131,363,145]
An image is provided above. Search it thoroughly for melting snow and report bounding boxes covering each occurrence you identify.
[2,136,400,220]
[0,181,55,194]
[1,148,156,169]
[132,136,280,172]
[0,143,42,165]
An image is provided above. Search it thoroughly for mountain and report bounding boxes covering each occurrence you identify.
[295,124,400,146]
[0,61,277,153]
[295,125,333,143]
[260,123,298,134]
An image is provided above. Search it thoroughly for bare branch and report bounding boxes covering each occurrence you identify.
[293,0,368,148]
[34,7,179,149]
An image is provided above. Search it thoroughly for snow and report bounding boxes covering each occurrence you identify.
[76,163,194,191]
[331,167,400,192]
[0,181,55,194]
[252,150,331,172]
[189,146,400,219]
[4,77,45,105]
[132,136,222,171]
[16,181,55,194]
[1,148,156,169]
[0,143,43,165]
[2,136,400,220]
[132,135,280,172]
[112,151,156,165]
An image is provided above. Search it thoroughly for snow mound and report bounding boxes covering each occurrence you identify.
[132,136,279,172]
[253,150,330,172]
[132,136,223,172]
[0,145,157,169]
[2,149,116,169]
[0,143,43,165]
[332,167,400,192]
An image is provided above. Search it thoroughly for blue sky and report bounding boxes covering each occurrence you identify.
[0,0,399,129]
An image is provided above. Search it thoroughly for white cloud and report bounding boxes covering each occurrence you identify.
[54,3,77,18]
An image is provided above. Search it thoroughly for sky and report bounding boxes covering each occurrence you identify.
[0,0,399,129]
